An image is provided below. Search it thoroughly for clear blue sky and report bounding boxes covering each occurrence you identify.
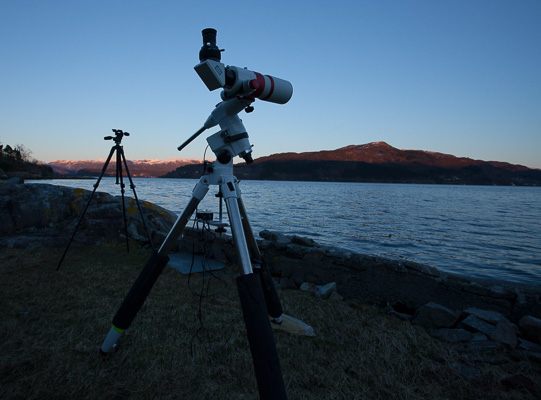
[1,0,540,168]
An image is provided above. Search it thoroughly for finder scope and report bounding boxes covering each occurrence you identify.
[195,29,293,105]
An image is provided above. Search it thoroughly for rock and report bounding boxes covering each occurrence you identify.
[489,318,518,348]
[518,338,541,352]
[300,281,341,300]
[0,168,7,179]
[412,302,461,329]
[299,282,317,294]
[464,307,507,324]
[315,282,337,299]
[291,235,317,247]
[501,374,537,395]
[385,303,413,321]
[403,261,440,277]
[462,282,516,299]
[460,315,495,336]
[271,314,315,337]
[1,176,24,186]
[329,291,344,301]
[525,351,541,363]
[285,244,307,259]
[518,315,541,344]
[471,332,489,341]
[429,328,473,343]
[0,183,177,249]
[463,340,502,352]
[466,353,510,365]
[259,230,290,244]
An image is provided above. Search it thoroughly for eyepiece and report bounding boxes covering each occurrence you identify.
[199,28,221,62]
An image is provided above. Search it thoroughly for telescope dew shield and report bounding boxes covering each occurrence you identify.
[250,73,293,105]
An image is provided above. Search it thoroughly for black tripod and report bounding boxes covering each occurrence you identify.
[57,129,155,270]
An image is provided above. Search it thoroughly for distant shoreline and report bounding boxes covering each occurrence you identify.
[33,174,541,187]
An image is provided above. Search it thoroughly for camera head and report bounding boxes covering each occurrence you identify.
[104,129,130,144]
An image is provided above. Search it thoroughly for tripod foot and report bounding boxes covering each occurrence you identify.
[101,325,124,353]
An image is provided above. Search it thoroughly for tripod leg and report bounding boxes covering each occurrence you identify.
[237,191,283,322]
[101,178,209,353]
[57,146,116,270]
[116,147,130,252]
[120,148,156,251]
[222,179,287,400]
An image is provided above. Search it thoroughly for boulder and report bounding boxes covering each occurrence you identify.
[429,328,473,343]
[461,315,495,336]
[0,176,24,186]
[299,282,317,294]
[464,307,507,324]
[300,281,341,300]
[315,282,337,299]
[412,302,461,329]
[489,318,518,348]
[518,315,541,344]
[0,182,177,249]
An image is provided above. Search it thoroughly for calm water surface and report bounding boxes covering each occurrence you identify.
[30,178,541,284]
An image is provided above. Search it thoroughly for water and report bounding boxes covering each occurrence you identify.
[29,178,541,284]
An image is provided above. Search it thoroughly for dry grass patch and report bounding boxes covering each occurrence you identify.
[1,242,539,399]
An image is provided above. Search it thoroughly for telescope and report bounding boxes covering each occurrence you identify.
[177,28,293,162]
[196,28,293,104]
[100,28,295,400]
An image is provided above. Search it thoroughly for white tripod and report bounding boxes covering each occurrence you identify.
[101,97,288,400]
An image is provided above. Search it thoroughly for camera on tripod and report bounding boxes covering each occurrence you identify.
[104,129,130,143]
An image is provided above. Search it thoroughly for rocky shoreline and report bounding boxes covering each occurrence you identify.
[2,180,540,362]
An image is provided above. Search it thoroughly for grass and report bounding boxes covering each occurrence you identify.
[1,241,540,399]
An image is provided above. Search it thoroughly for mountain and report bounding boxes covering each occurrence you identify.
[162,142,541,186]
[48,158,200,178]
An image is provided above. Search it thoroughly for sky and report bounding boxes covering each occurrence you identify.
[1,0,540,168]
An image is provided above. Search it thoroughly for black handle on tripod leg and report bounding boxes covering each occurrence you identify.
[257,267,283,319]
[236,273,288,400]
[101,251,170,353]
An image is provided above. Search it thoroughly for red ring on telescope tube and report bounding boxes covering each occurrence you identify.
[260,75,275,101]
[252,72,266,98]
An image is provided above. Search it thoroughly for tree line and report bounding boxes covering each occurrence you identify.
[0,143,33,163]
